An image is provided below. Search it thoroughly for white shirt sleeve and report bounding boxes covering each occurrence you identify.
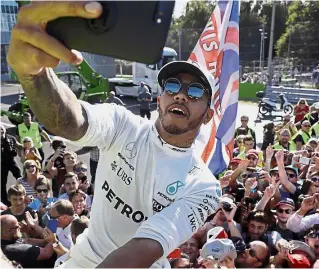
[287,212,319,233]
[134,176,221,257]
[70,101,143,150]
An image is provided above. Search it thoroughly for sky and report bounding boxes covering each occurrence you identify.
[173,0,189,18]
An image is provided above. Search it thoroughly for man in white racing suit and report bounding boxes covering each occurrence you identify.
[7,2,221,267]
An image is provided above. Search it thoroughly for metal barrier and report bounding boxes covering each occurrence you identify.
[266,86,319,104]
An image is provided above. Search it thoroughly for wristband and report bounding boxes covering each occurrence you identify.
[50,159,55,163]
[227,219,232,223]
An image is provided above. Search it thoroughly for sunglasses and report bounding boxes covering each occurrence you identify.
[23,140,31,143]
[36,189,48,193]
[271,172,279,177]
[307,231,319,238]
[75,167,87,173]
[286,173,296,179]
[246,244,262,263]
[311,177,319,182]
[163,78,208,100]
[277,208,292,214]
[241,173,248,179]
[25,165,36,169]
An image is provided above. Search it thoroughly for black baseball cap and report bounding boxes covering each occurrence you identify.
[157,61,213,97]
[276,198,296,209]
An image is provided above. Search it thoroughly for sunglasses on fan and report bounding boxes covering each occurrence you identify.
[246,243,263,263]
[163,78,209,100]
[307,231,319,238]
[277,208,292,214]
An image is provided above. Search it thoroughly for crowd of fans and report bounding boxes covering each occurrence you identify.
[1,99,319,268]
[168,99,319,268]
[1,116,96,268]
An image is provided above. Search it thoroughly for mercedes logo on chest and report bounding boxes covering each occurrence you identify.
[125,142,137,159]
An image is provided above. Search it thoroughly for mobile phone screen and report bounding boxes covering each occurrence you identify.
[47,219,58,233]
[299,157,311,165]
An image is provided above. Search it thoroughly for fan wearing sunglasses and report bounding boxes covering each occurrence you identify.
[275,151,303,201]
[272,198,298,241]
[305,225,319,259]
[309,171,319,195]
[29,177,57,214]
[234,240,270,268]
[291,120,312,151]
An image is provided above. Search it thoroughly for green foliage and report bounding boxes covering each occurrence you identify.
[276,1,319,62]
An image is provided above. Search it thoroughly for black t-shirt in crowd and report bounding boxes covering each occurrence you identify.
[1,238,40,268]
[271,224,300,241]
[1,206,36,222]
[1,238,56,268]
[1,134,18,162]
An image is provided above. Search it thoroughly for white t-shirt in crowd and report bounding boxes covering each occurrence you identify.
[56,222,73,250]
[62,102,221,268]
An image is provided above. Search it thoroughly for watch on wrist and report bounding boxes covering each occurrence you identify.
[53,241,59,248]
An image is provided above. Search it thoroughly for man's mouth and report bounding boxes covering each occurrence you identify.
[168,104,188,118]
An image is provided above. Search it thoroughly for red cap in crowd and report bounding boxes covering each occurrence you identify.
[287,253,312,268]
[246,149,259,159]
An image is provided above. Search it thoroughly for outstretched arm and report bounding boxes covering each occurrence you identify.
[7,2,103,140]
[19,70,88,140]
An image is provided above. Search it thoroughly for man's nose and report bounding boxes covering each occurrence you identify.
[173,89,188,103]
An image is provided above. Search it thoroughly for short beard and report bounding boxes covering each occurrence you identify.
[158,104,206,135]
[278,219,288,224]
[281,139,288,145]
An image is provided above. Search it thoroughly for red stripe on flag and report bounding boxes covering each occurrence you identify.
[201,119,217,163]
[189,52,198,63]
[226,140,234,159]
[225,27,239,47]
[214,101,220,110]
[231,80,239,93]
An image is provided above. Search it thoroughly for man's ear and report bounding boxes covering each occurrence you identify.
[203,108,214,125]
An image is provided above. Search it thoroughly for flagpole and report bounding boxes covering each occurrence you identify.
[267,1,276,85]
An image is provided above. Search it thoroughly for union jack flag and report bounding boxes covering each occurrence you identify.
[190,0,239,176]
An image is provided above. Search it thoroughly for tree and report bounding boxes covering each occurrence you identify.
[239,1,288,62]
[276,1,319,63]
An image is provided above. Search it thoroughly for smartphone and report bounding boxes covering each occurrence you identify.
[46,1,175,64]
[47,219,58,233]
[299,157,311,165]
[248,172,260,179]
